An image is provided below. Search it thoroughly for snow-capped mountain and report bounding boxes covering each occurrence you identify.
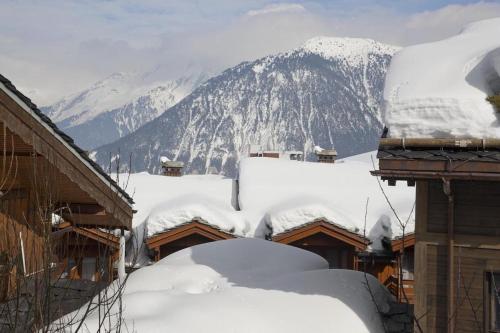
[93,37,399,176]
[41,68,208,149]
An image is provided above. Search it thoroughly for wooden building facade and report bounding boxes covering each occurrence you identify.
[52,222,121,282]
[373,138,500,333]
[0,74,134,298]
[272,219,368,269]
[146,218,235,261]
[161,160,184,177]
[392,233,415,304]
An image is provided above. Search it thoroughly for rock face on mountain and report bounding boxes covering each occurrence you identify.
[93,37,399,177]
[41,71,207,149]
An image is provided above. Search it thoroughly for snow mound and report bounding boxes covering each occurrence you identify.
[367,215,393,252]
[384,17,500,138]
[145,194,246,237]
[264,198,360,235]
[300,36,400,67]
[65,238,392,332]
[239,154,415,238]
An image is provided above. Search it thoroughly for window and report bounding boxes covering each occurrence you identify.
[401,253,414,280]
[488,272,500,332]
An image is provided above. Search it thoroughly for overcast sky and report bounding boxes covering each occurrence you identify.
[2,0,500,105]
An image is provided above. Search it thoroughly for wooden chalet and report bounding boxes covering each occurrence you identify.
[315,149,338,164]
[356,233,415,303]
[52,221,121,282]
[0,74,134,298]
[249,151,280,158]
[146,218,235,261]
[161,160,184,177]
[391,233,415,304]
[372,137,500,333]
[272,219,368,269]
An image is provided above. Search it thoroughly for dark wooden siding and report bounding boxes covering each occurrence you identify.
[427,180,500,236]
[424,244,500,333]
[427,181,448,233]
[454,181,500,236]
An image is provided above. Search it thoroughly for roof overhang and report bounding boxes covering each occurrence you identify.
[0,78,133,229]
[391,232,415,252]
[374,137,500,182]
[272,220,368,250]
[146,219,236,249]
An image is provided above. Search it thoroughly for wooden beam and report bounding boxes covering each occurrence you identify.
[72,227,119,249]
[61,212,124,228]
[379,137,500,149]
[272,220,368,249]
[146,220,235,249]
[373,169,500,181]
[56,203,106,215]
[442,179,455,333]
[378,158,500,175]
[50,225,74,239]
[414,242,428,331]
[392,233,415,252]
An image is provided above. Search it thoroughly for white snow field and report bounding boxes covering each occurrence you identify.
[384,17,500,138]
[120,151,414,265]
[64,238,393,333]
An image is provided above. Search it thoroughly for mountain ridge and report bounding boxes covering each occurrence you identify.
[92,36,397,177]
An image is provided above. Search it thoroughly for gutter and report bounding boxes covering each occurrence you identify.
[379,137,500,149]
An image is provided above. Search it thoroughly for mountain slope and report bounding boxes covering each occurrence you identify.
[93,37,399,176]
[41,70,208,149]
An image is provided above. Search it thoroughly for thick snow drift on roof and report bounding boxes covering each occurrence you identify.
[384,18,500,138]
[123,173,238,231]
[65,238,392,332]
[145,194,246,238]
[264,198,360,235]
[239,152,415,239]
[118,173,244,264]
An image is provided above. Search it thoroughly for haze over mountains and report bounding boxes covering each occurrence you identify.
[41,67,209,149]
[43,37,398,177]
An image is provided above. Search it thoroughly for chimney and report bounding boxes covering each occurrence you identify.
[315,148,337,164]
[160,156,184,176]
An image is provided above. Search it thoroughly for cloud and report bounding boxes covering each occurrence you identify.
[403,2,500,43]
[1,1,500,105]
[246,3,306,16]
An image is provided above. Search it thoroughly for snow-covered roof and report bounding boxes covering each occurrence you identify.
[145,194,244,238]
[238,152,415,239]
[122,173,244,236]
[122,151,414,260]
[384,18,500,138]
[67,238,393,332]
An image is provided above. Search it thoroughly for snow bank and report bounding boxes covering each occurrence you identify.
[264,198,360,235]
[145,194,246,237]
[239,152,415,239]
[120,173,237,231]
[115,173,243,264]
[64,238,392,333]
[384,18,500,138]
